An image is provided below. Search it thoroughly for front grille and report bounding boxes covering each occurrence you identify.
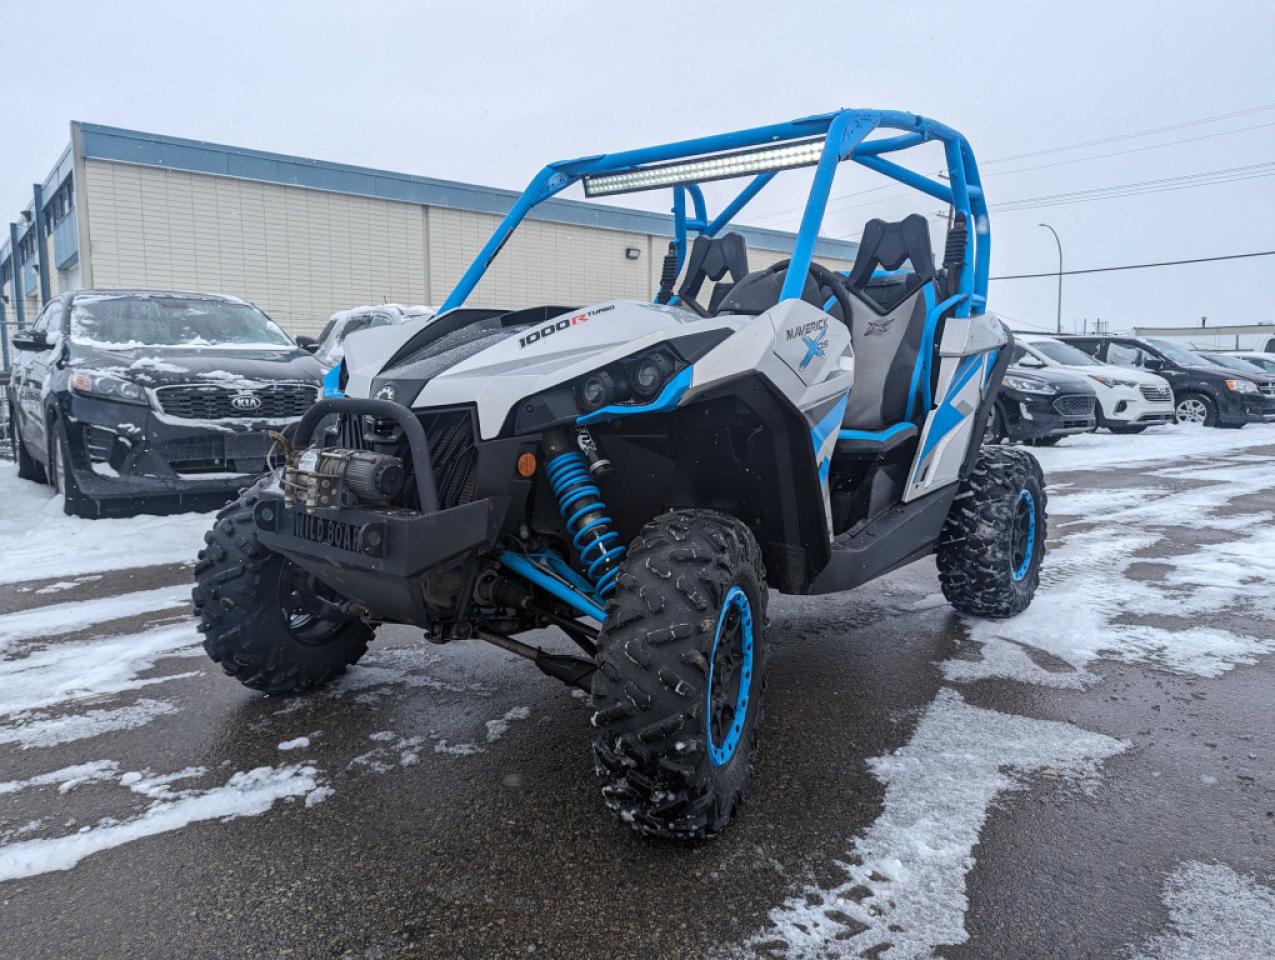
[1053,394,1096,417]
[1260,383,1275,398]
[421,410,478,509]
[1139,384,1173,402]
[155,382,316,420]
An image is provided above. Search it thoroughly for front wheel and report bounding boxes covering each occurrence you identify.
[937,446,1046,619]
[1175,393,1218,427]
[193,479,373,693]
[591,509,768,840]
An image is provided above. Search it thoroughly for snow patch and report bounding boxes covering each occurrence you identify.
[0,760,120,797]
[277,737,310,751]
[485,706,532,743]
[0,699,179,750]
[744,689,1126,959]
[1030,422,1275,473]
[0,466,212,585]
[0,585,191,655]
[0,764,328,883]
[1127,861,1275,959]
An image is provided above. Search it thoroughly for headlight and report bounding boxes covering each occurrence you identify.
[69,370,150,406]
[1225,378,1257,394]
[1002,374,1057,395]
[1088,374,1139,389]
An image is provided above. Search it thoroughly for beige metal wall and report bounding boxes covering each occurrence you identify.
[79,159,855,337]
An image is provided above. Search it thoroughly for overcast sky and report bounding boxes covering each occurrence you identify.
[3,0,1272,333]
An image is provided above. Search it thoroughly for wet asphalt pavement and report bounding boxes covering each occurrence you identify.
[1,432,1273,959]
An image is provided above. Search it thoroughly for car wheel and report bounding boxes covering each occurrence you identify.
[1174,393,1218,428]
[48,417,96,517]
[1027,435,1063,447]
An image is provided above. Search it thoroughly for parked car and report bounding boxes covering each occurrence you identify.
[1011,333,1174,434]
[1222,351,1275,374]
[296,304,434,396]
[1059,334,1267,428]
[986,363,1098,446]
[1193,351,1275,421]
[6,290,323,517]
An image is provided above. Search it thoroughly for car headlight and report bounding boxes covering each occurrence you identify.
[1002,374,1057,395]
[1087,374,1139,389]
[1225,378,1257,394]
[68,370,150,406]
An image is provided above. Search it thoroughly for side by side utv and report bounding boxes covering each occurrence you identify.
[193,108,1047,839]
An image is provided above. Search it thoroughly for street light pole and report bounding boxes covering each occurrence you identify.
[1039,222,1063,334]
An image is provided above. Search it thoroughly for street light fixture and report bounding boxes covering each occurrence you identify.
[1039,222,1063,334]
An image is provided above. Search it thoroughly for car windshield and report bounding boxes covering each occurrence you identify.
[1146,338,1206,366]
[1030,340,1102,366]
[70,296,294,349]
[1202,353,1264,373]
[1239,354,1275,373]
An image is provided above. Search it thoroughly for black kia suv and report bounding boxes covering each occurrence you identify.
[6,290,322,517]
[1060,335,1266,428]
[986,363,1098,446]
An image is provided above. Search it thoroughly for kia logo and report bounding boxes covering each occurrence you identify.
[231,393,263,411]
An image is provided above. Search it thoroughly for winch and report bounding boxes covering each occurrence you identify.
[284,446,406,510]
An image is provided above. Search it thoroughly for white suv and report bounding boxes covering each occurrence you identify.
[1012,333,1175,434]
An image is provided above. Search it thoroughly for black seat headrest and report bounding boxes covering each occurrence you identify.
[677,233,750,313]
[846,214,937,315]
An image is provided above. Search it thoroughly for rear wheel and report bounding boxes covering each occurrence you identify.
[591,509,768,840]
[193,478,372,693]
[1175,393,1218,427]
[937,446,1046,619]
[12,412,47,483]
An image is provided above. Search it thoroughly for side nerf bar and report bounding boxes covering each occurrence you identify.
[293,397,440,513]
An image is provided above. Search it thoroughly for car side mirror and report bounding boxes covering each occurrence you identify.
[1143,357,1164,371]
[1019,357,1046,368]
[295,335,319,353]
[11,330,50,352]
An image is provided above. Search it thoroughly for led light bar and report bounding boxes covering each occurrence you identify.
[583,137,826,197]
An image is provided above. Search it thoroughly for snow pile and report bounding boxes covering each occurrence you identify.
[0,764,329,882]
[1127,861,1275,959]
[746,690,1126,959]
[0,466,213,586]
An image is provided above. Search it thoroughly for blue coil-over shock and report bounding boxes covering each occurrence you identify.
[544,428,624,598]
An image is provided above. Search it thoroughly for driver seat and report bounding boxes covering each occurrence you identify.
[836,214,942,455]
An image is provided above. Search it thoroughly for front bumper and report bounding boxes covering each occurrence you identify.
[1095,386,1175,427]
[1001,390,1097,441]
[60,394,300,503]
[1215,390,1267,426]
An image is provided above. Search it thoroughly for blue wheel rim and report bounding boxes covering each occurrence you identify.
[1011,489,1036,581]
[706,585,754,767]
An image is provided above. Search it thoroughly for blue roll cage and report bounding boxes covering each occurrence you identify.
[437,108,989,320]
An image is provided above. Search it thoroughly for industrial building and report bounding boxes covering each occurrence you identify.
[0,123,859,365]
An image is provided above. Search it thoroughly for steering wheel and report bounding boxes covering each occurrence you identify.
[723,258,853,326]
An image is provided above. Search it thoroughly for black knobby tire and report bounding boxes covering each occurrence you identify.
[1108,424,1148,435]
[12,412,47,483]
[193,478,373,693]
[591,509,768,840]
[937,446,1046,619]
